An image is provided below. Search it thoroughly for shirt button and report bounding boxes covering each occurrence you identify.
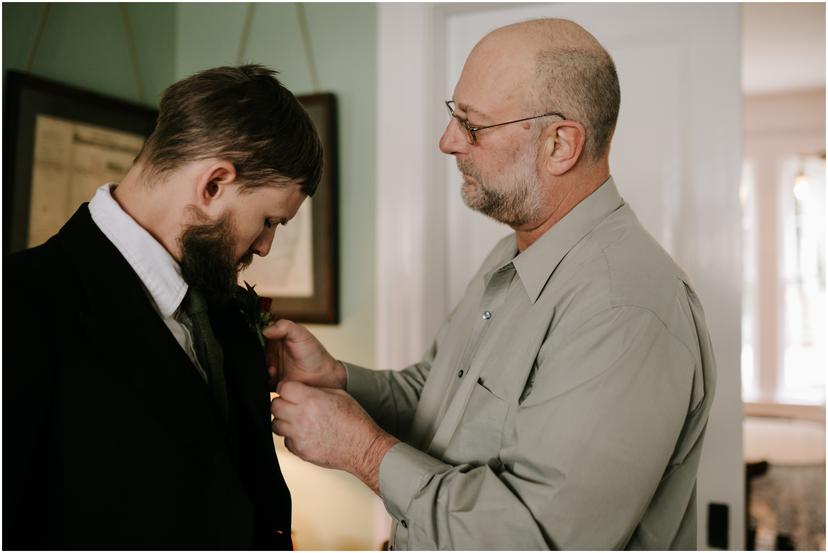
[457,369,464,378]
[400,519,408,529]
[482,310,492,320]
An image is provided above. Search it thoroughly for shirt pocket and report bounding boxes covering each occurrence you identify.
[441,379,509,469]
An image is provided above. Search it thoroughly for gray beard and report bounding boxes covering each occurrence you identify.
[458,155,542,228]
[462,179,536,227]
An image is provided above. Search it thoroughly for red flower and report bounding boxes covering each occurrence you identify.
[240,281,276,348]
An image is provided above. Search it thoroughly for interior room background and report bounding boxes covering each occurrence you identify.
[3,2,824,550]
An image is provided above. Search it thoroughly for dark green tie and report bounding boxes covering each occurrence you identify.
[183,288,228,422]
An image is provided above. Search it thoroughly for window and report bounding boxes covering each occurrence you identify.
[742,152,826,405]
[780,155,825,403]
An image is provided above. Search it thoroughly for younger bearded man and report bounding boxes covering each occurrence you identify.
[3,65,321,549]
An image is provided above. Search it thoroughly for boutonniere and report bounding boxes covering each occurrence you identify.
[238,281,275,347]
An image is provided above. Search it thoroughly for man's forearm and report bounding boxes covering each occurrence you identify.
[350,430,399,495]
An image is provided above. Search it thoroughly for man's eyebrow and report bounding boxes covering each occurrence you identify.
[455,101,488,121]
[280,218,288,226]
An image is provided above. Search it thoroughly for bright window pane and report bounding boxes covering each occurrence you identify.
[780,155,826,404]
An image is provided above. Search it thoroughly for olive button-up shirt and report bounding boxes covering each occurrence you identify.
[346,177,716,550]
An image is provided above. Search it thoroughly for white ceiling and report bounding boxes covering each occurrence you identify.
[742,3,826,95]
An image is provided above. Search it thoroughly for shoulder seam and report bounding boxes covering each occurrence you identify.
[565,299,697,365]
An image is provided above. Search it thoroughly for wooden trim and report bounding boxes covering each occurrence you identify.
[267,92,339,324]
[3,70,158,255]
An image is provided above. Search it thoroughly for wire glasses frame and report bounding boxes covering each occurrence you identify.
[445,100,567,145]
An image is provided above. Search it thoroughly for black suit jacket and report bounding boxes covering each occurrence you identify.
[3,206,292,549]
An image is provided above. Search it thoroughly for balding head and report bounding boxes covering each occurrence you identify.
[471,18,620,162]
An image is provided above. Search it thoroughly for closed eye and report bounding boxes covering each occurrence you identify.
[264,218,287,229]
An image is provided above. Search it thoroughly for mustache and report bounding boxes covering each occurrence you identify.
[456,159,479,181]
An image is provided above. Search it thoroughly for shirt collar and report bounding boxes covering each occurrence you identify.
[509,176,625,303]
[88,183,188,317]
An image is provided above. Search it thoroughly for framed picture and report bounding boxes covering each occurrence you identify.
[239,93,339,324]
[3,70,158,255]
[4,71,339,325]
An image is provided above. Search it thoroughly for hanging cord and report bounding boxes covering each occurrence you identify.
[236,3,256,65]
[25,3,51,72]
[296,3,320,92]
[120,4,145,103]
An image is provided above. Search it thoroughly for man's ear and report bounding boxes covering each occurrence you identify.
[539,121,586,176]
[194,160,238,212]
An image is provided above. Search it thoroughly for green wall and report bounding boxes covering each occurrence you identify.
[3,3,175,105]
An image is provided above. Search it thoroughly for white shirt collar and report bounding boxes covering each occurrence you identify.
[88,183,188,318]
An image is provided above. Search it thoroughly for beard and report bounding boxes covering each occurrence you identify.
[457,147,542,228]
[179,208,254,308]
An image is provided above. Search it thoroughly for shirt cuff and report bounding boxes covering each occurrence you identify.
[379,441,451,522]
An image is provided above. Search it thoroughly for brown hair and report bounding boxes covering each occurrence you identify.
[138,64,322,196]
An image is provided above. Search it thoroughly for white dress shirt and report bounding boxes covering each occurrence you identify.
[88,183,207,381]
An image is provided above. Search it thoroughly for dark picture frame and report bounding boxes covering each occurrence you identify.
[3,70,158,255]
[270,93,339,324]
[3,72,339,324]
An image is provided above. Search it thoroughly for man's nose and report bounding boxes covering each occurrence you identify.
[252,230,275,257]
[439,118,468,155]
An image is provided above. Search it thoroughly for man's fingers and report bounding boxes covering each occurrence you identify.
[271,418,291,437]
[262,319,296,340]
[275,379,311,401]
[263,319,303,341]
[271,395,301,422]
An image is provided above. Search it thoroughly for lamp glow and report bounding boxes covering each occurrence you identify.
[793,173,810,201]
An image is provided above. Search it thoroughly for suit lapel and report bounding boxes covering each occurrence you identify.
[56,205,269,435]
[55,206,213,401]
[211,303,271,434]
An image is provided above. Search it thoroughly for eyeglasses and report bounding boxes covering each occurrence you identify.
[445,100,567,145]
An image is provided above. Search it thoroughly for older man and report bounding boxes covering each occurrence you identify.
[268,18,716,550]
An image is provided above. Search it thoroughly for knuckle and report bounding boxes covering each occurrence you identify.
[278,380,296,397]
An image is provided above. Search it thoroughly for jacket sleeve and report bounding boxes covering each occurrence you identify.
[2,249,58,547]
[375,305,707,550]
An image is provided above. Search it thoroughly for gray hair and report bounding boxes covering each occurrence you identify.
[532,46,620,162]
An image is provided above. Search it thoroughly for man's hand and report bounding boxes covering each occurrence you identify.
[264,320,347,390]
[271,381,399,494]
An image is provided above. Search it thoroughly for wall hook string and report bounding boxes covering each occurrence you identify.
[296,3,320,93]
[236,3,256,66]
[25,3,51,72]
[120,4,145,103]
